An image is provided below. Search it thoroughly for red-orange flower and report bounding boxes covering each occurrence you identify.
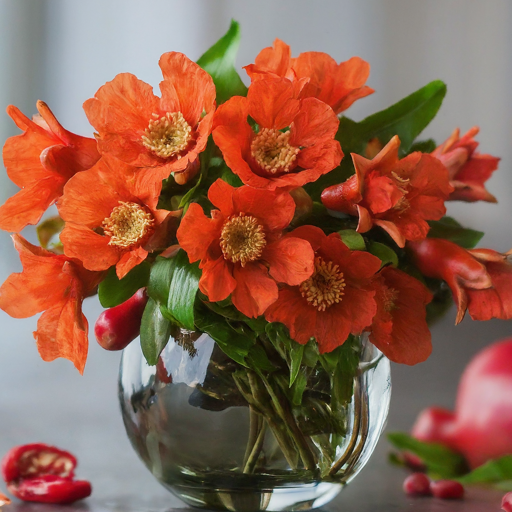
[321,136,453,247]
[265,226,381,353]
[0,235,103,373]
[408,238,512,324]
[465,248,512,321]
[212,78,342,190]
[244,38,374,114]
[0,101,100,232]
[432,127,499,203]
[370,267,432,365]
[176,179,315,318]
[58,156,178,279]
[83,52,216,186]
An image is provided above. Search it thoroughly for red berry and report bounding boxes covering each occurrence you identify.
[502,492,512,512]
[403,473,431,496]
[430,480,464,500]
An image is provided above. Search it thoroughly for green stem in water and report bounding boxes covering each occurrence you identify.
[256,370,318,472]
[243,417,267,474]
[243,407,261,470]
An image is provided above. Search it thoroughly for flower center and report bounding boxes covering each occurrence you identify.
[382,287,399,312]
[102,201,155,249]
[220,214,266,267]
[300,256,346,311]
[391,171,411,212]
[251,128,299,174]
[142,112,192,159]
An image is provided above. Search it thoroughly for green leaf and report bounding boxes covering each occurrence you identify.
[428,217,484,249]
[329,337,360,407]
[409,139,437,154]
[197,20,247,105]
[368,241,399,268]
[37,216,65,249]
[166,250,201,330]
[289,343,305,386]
[290,368,309,406]
[387,432,467,479]
[458,455,512,487]
[339,229,366,251]
[247,344,276,373]
[98,263,150,308]
[147,256,177,305]
[195,308,254,366]
[354,80,447,155]
[140,297,172,365]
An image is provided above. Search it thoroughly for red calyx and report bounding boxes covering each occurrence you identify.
[502,492,512,511]
[95,288,148,351]
[1,443,91,504]
[430,480,464,500]
[403,473,431,496]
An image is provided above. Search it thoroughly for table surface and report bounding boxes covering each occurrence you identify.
[0,302,510,512]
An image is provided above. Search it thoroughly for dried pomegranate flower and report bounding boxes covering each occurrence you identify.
[0,492,11,507]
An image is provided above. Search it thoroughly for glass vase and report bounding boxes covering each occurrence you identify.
[119,329,391,512]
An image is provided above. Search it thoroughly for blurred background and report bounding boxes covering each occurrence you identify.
[0,0,511,505]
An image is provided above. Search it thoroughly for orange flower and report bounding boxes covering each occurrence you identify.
[58,156,178,279]
[408,238,512,323]
[465,248,512,321]
[245,38,374,114]
[212,78,342,190]
[321,136,453,247]
[265,226,381,353]
[432,127,499,203]
[370,267,432,365]
[0,235,103,373]
[0,101,99,232]
[83,52,216,186]
[176,179,315,318]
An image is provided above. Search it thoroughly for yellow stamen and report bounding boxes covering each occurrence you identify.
[382,287,399,312]
[220,214,266,266]
[102,201,155,249]
[142,112,192,159]
[391,171,411,212]
[300,256,346,311]
[251,128,299,174]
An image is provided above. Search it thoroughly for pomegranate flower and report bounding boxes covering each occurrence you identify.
[58,156,178,279]
[212,77,342,190]
[265,226,381,353]
[176,179,315,318]
[321,136,453,247]
[0,101,100,232]
[370,267,432,365]
[408,238,512,323]
[433,127,499,203]
[83,52,216,186]
[244,38,374,115]
[0,235,103,373]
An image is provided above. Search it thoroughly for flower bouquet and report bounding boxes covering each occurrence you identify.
[0,20,509,511]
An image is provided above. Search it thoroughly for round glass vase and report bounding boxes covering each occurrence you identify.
[119,329,391,512]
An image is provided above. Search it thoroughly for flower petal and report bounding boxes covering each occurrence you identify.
[177,203,223,263]
[264,236,315,285]
[231,262,278,318]
[159,52,216,126]
[35,293,89,375]
[61,223,120,271]
[198,256,236,303]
